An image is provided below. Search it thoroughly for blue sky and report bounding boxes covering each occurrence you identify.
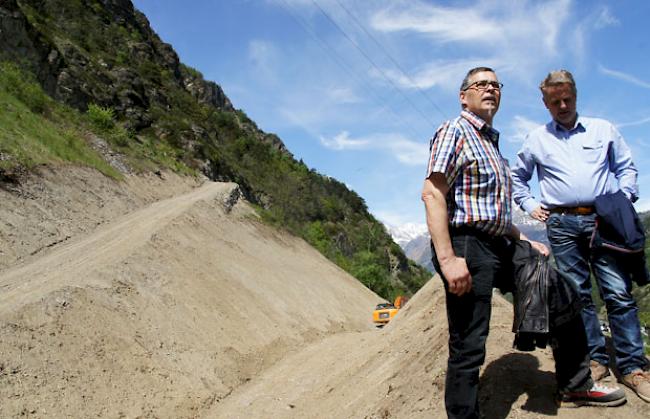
[133,0,650,228]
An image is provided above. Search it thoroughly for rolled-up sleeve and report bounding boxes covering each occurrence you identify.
[426,121,461,186]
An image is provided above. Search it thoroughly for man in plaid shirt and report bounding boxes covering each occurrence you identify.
[421,67,626,418]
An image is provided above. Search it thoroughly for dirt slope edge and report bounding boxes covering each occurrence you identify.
[0,167,380,418]
[0,165,202,271]
[212,278,648,419]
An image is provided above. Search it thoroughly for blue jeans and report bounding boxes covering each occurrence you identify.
[546,213,648,375]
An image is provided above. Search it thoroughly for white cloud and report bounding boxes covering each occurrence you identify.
[327,87,361,104]
[389,137,428,165]
[508,115,542,143]
[375,210,424,228]
[594,7,620,29]
[371,0,570,52]
[380,59,492,91]
[569,7,620,69]
[532,0,571,53]
[319,131,370,150]
[371,3,502,44]
[617,116,650,129]
[634,197,650,213]
[248,39,276,66]
[599,65,650,89]
[571,23,587,69]
[319,131,428,166]
[248,39,279,81]
[369,0,573,83]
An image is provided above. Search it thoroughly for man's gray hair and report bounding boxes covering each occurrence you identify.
[539,70,577,95]
[460,66,495,91]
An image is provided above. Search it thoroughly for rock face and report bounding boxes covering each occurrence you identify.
[403,234,435,272]
[180,65,232,111]
[0,0,242,133]
[0,0,63,94]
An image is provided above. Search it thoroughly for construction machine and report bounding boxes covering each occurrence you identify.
[372,296,408,326]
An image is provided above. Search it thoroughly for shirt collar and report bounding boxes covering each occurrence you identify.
[550,113,585,134]
[461,110,500,141]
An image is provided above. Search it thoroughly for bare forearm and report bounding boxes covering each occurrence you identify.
[421,175,472,295]
[422,180,454,262]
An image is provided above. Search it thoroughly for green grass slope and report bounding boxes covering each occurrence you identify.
[0,0,431,300]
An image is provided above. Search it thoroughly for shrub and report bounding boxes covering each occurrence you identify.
[87,103,115,130]
[181,63,203,79]
[0,62,50,114]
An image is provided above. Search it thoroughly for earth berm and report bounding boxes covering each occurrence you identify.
[0,167,646,418]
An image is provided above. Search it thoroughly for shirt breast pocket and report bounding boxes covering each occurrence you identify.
[582,141,604,163]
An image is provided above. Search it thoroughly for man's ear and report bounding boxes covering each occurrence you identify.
[459,90,467,108]
[541,90,550,109]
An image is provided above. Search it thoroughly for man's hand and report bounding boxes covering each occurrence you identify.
[511,224,550,256]
[530,206,550,222]
[422,174,472,296]
[440,256,472,296]
[529,240,549,256]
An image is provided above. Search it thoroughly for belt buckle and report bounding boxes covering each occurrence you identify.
[576,206,593,215]
[551,206,593,215]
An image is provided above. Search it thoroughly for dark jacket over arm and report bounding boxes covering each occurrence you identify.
[592,190,649,286]
[510,240,583,351]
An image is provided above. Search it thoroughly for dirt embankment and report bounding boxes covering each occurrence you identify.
[0,167,646,418]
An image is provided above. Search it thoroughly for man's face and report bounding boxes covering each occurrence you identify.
[542,83,577,129]
[459,71,501,123]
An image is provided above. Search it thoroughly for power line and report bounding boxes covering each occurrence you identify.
[275,0,427,142]
[309,0,439,131]
[333,0,448,120]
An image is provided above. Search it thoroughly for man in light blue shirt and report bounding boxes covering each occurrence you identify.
[512,70,650,403]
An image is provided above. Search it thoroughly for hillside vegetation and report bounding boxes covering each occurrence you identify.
[0,0,429,300]
[635,211,650,334]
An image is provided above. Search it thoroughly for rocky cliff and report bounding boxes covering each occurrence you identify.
[1,0,232,128]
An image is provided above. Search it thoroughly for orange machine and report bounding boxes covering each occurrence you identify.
[372,296,409,326]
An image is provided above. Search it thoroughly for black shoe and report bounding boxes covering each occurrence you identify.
[558,383,627,407]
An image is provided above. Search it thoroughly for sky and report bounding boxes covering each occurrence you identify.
[132,0,650,228]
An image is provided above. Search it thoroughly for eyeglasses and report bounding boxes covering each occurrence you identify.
[463,80,504,91]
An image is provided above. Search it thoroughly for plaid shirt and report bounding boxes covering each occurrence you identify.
[426,110,512,236]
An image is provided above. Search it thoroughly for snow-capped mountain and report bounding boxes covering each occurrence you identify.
[512,207,548,243]
[512,206,542,227]
[386,207,548,273]
[385,223,429,247]
[385,222,433,272]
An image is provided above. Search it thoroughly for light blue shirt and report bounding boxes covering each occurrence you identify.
[511,115,638,214]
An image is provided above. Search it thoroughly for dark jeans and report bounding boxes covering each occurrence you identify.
[432,229,591,419]
[546,212,648,375]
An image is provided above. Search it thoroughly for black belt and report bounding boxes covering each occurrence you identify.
[449,225,503,241]
[548,206,595,215]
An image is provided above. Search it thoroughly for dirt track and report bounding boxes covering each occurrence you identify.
[0,167,646,418]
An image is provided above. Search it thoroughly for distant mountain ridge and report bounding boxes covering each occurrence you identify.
[385,223,429,247]
[388,207,548,273]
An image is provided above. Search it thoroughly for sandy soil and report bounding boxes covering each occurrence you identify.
[0,166,646,418]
